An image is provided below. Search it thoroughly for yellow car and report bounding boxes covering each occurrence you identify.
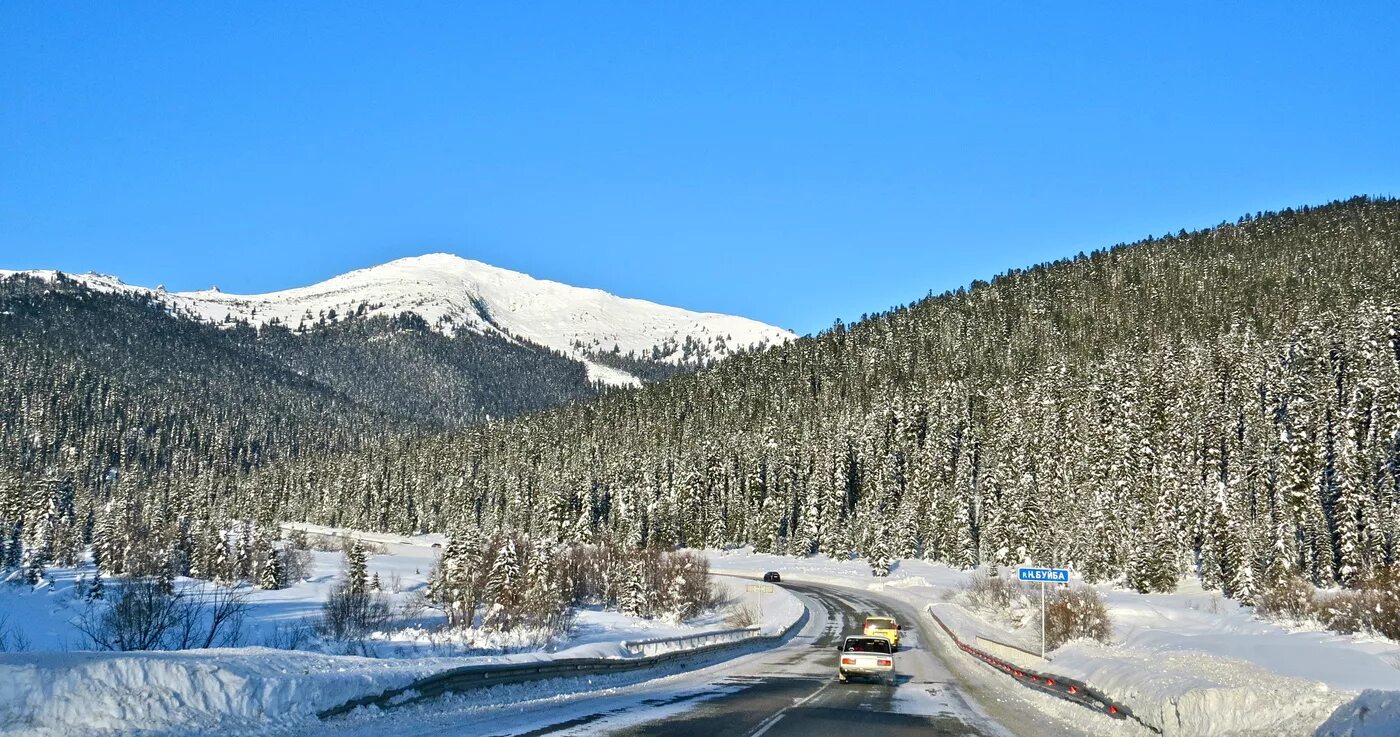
[862,615,901,650]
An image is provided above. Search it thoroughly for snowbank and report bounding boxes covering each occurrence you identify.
[0,571,804,736]
[1313,690,1400,737]
[0,648,442,736]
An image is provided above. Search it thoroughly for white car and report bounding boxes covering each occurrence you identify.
[836,635,896,685]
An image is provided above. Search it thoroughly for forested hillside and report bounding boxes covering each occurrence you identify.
[228,197,1400,600]
[5,197,1399,605]
[0,275,597,493]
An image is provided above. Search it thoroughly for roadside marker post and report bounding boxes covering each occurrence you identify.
[1017,567,1070,659]
[746,583,773,621]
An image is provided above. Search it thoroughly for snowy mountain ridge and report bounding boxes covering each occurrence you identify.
[0,253,795,386]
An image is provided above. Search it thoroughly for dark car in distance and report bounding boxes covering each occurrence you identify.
[762,571,781,583]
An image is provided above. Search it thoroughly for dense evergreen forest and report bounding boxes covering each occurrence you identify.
[0,277,598,493]
[4,197,1399,605]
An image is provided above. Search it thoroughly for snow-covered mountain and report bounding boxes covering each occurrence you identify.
[1,254,794,386]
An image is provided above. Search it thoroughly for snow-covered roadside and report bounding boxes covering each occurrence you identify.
[0,571,803,736]
[706,548,1400,737]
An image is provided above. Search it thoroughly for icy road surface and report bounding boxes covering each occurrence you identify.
[314,580,1124,737]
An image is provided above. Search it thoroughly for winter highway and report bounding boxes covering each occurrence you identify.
[312,580,1097,737]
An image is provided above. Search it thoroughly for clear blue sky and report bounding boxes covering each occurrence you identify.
[3,3,1397,335]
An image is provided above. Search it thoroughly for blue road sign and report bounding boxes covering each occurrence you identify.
[1017,567,1070,583]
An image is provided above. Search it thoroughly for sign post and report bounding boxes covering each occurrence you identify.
[746,583,773,621]
[1017,567,1070,659]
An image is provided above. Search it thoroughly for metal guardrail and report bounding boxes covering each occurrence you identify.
[318,614,807,720]
[924,604,1161,734]
[623,626,760,656]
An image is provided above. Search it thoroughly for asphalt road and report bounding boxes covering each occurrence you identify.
[602,580,1001,737]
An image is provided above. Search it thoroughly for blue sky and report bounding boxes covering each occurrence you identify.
[2,3,1397,335]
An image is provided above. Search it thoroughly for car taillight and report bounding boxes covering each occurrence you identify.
[877,659,892,666]
[841,657,856,665]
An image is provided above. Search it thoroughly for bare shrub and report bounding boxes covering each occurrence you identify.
[428,535,720,637]
[1316,567,1400,641]
[725,604,757,628]
[297,532,386,555]
[180,583,250,649]
[961,572,1024,611]
[1255,567,1400,642]
[0,613,30,652]
[1255,574,1316,622]
[77,578,186,651]
[264,619,316,651]
[319,580,393,640]
[75,578,248,651]
[1044,586,1112,650]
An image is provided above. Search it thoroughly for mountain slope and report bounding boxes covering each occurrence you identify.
[225,197,1400,602]
[1,253,795,386]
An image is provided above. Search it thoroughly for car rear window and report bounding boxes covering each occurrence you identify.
[864,618,894,627]
[844,637,892,654]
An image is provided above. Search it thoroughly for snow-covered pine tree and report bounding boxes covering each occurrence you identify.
[619,556,649,617]
[259,545,284,590]
[482,536,521,630]
[346,540,369,596]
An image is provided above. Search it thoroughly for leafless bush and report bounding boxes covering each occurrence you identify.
[1044,586,1112,650]
[319,580,393,640]
[296,533,386,555]
[1255,574,1316,622]
[1256,568,1400,641]
[264,619,316,651]
[1316,568,1400,641]
[180,583,250,649]
[76,578,248,651]
[0,613,30,652]
[725,604,758,628]
[961,572,1025,611]
[76,578,185,651]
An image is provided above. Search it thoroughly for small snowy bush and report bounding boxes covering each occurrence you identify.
[1256,567,1400,641]
[725,604,758,628]
[1255,574,1316,622]
[1316,567,1400,641]
[960,571,1024,612]
[1043,586,1112,650]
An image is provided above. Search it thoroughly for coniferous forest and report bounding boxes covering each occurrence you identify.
[3,196,1399,605]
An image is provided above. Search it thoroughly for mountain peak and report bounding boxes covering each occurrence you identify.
[2,254,795,386]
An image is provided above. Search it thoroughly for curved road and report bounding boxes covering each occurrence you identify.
[317,579,1102,737]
